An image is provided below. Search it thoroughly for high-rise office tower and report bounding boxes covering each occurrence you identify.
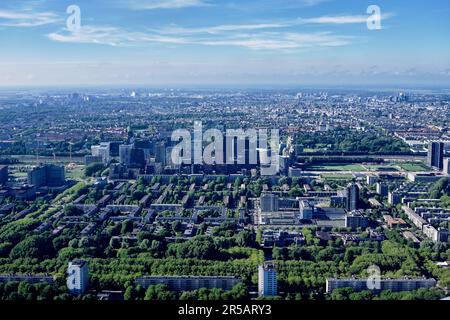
[155,141,167,167]
[427,141,444,170]
[260,193,279,213]
[119,144,145,168]
[27,164,65,188]
[366,175,377,186]
[376,182,388,197]
[346,182,359,211]
[119,144,133,166]
[444,158,450,175]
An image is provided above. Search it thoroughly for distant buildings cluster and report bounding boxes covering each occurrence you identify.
[0,163,66,201]
[258,181,365,229]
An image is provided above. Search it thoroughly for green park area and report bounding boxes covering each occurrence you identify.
[65,165,86,181]
[307,161,429,174]
[397,162,429,172]
[363,164,398,171]
[306,163,366,172]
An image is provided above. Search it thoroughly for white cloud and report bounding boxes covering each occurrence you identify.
[48,26,134,46]
[199,32,354,49]
[298,15,368,24]
[0,9,60,27]
[152,13,393,36]
[48,26,188,47]
[297,13,394,25]
[47,12,393,50]
[48,24,354,50]
[153,22,291,35]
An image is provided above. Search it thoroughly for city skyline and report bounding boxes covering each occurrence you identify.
[0,0,449,87]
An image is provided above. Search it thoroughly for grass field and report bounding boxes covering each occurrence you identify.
[363,165,399,171]
[10,172,27,178]
[397,162,429,172]
[66,166,85,181]
[306,163,366,171]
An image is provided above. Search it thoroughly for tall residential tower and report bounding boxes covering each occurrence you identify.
[258,262,278,297]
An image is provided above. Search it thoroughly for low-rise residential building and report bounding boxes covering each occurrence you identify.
[326,278,436,293]
[136,276,241,292]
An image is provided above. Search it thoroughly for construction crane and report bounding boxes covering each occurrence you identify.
[68,141,74,164]
[36,139,42,165]
[66,141,78,170]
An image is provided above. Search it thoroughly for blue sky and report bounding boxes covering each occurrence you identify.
[0,0,449,87]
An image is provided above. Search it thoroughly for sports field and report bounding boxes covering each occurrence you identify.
[397,162,429,172]
[306,163,366,171]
